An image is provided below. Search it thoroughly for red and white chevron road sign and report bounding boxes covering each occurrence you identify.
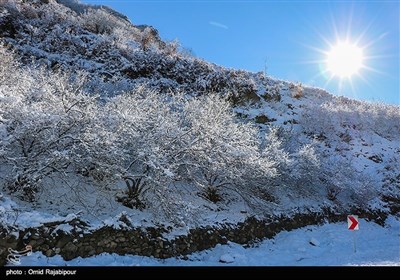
[347,215,359,230]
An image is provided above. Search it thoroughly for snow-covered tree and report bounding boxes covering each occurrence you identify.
[0,51,97,200]
[174,95,284,202]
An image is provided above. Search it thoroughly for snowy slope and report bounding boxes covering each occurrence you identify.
[0,0,398,219]
[0,0,399,266]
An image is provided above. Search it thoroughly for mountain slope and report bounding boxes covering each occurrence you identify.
[0,0,399,257]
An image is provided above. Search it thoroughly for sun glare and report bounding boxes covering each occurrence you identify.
[326,42,364,78]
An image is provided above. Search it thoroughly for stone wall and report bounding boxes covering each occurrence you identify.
[0,207,388,266]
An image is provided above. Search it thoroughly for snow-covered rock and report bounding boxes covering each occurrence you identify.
[309,237,320,247]
[219,254,235,263]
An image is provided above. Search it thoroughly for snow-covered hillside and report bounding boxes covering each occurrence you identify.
[0,0,399,266]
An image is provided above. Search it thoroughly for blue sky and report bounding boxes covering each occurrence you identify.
[82,0,399,105]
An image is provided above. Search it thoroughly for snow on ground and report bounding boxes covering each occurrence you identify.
[13,216,400,266]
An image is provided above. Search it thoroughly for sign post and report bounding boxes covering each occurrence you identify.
[347,215,359,253]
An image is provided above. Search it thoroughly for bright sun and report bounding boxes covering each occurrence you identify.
[326,41,364,78]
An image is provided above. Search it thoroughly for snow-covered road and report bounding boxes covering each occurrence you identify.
[13,216,399,266]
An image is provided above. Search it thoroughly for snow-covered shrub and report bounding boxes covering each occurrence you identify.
[164,40,180,56]
[302,99,400,143]
[320,155,378,204]
[0,45,18,86]
[0,51,98,200]
[259,127,323,198]
[80,8,121,35]
[261,84,281,102]
[179,98,286,202]
[138,27,155,51]
[290,143,320,180]
[0,193,19,233]
[57,0,89,15]
[75,88,183,197]
[290,82,303,99]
